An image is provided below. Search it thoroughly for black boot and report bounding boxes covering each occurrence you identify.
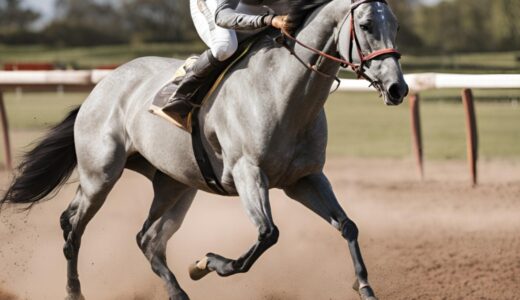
[162,50,224,130]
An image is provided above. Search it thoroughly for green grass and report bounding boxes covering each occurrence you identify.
[0,90,518,167]
[3,92,85,128]
[1,43,519,73]
[325,90,520,159]
[401,50,520,73]
[0,42,205,69]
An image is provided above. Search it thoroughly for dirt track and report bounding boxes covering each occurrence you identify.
[1,158,519,300]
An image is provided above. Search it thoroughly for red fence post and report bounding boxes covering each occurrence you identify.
[462,89,478,186]
[0,92,12,171]
[409,93,424,180]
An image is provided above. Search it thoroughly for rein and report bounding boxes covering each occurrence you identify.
[277,0,401,88]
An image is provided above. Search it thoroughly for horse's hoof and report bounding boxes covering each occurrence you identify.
[188,256,211,281]
[170,291,190,300]
[352,280,378,300]
[360,295,378,300]
[65,294,85,300]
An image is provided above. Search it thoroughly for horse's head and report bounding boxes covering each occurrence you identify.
[336,0,408,105]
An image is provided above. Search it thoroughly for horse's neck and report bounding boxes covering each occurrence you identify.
[270,2,341,130]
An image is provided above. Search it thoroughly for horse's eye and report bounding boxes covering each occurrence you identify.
[360,22,372,32]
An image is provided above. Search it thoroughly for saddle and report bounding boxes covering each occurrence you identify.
[148,34,264,195]
[149,35,260,131]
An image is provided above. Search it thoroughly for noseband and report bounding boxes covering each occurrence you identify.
[279,0,401,86]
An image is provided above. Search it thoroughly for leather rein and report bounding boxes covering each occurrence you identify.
[277,0,401,90]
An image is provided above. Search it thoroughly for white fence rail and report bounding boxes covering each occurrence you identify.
[1,71,520,92]
[338,73,520,92]
[0,70,111,86]
[0,71,519,183]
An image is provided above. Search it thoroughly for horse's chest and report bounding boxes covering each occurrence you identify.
[256,139,326,188]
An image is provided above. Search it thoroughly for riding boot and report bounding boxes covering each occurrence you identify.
[162,50,225,129]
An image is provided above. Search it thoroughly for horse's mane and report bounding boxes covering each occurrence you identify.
[285,0,334,34]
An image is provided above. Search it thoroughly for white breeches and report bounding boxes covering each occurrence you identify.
[190,0,238,61]
[190,0,273,61]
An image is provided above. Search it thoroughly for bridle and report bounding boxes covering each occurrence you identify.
[345,0,401,75]
[278,0,401,90]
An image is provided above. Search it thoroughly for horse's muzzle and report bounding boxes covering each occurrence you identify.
[385,82,409,105]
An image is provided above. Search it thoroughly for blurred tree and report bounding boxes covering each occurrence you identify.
[490,0,520,50]
[44,0,126,46]
[2,0,519,53]
[0,0,40,33]
[413,0,520,53]
[388,0,424,53]
[122,0,196,43]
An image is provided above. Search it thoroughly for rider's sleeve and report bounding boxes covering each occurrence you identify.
[215,0,275,30]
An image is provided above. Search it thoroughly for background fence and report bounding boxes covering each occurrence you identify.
[1,71,519,184]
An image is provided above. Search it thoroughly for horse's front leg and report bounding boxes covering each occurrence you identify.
[284,172,377,300]
[189,159,278,280]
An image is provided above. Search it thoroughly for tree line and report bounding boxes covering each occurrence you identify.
[1,0,519,54]
[0,0,197,46]
[390,0,520,53]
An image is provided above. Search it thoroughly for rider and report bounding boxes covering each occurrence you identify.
[162,0,287,128]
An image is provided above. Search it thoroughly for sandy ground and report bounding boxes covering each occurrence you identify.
[0,158,519,300]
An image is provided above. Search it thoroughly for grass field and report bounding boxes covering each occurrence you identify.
[0,43,206,69]
[401,51,520,73]
[0,90,518,167]
[326,91,520,159]
[1,42,519,73]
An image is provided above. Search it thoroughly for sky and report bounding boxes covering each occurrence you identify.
[23,0,56,26]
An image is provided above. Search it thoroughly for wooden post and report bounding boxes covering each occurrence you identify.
[462,89,478,186]
[409,93,424,180]
[0,92,12,171]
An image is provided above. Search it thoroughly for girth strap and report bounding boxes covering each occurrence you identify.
[188,36,260,196]
[191,109,229,195]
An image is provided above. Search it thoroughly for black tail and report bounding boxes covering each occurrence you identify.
[0,107,80,210]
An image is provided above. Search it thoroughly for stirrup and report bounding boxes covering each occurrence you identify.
[149,105,193,133]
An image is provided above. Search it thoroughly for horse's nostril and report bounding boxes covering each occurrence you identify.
[388,83,404,100]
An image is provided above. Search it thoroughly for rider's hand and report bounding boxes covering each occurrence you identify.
[271,15,287,30]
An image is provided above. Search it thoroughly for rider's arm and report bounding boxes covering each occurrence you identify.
[215,0,276,30]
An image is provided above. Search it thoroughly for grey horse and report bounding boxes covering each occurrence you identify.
[0,0,407,299]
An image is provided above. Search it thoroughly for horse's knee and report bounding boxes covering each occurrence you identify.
[341,219,359,242]
[210,40,238,61]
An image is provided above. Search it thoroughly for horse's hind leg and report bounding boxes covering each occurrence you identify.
[136,172,196,300]
[61,140,126,300]
[284,172,377,300]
